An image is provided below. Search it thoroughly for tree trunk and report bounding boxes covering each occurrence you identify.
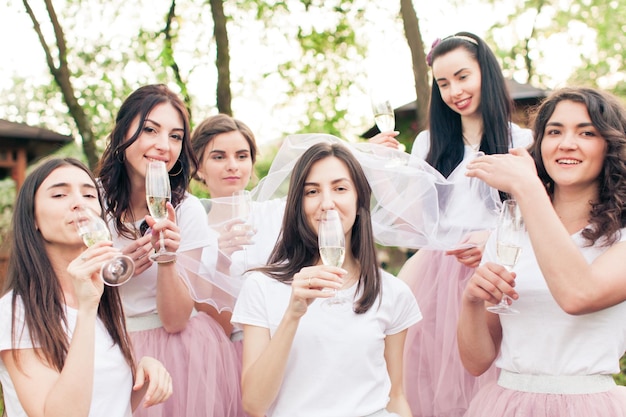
[24,0,99,170]
[399,0,430,134]
[209,0,232,116]
[163,0,194,121]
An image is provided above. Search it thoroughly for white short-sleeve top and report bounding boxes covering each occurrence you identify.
[0,292,133,417]
[112,193,215,317]
[485,228,626,375]
[231,270,422,417]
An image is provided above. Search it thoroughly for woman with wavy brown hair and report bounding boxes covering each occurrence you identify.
[460,87,626,416]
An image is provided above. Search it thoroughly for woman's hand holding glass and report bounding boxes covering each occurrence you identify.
[464,262,519,311]
[121,233,154,276]
[145,160,178,263]
[144,201,180,263]
[74,205,135,286]
[487,199,524,314]
[217,218,256,258]
[289,265,344,317]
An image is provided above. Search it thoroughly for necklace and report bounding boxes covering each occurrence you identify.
[462,136,480,151]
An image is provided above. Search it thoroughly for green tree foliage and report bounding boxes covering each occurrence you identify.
[484,0,626,96]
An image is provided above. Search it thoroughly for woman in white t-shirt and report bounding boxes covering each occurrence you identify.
[232,142,422,417]
[190,114,283,335]
[460,87,626,415]
[96,85,243,417]
[0,157,171,417]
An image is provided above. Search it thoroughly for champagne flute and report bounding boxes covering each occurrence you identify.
[74,205,135,286]
[371,94,395,133]
[487,199,524,315]
[231,190,252,269]
[145,160,177,263]
[319,209,350,309]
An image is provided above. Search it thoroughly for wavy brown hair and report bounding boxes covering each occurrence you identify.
[5,158,135,374]
[529,87,626,246]
[255,142,382,314]
[96,84,197,238]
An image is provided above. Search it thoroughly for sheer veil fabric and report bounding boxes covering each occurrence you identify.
[178,133,502,310]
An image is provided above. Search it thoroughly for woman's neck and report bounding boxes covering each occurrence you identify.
[461,115,484,148]
[46,245,81,307]
[127,181,149,223]
[553,186,598,233]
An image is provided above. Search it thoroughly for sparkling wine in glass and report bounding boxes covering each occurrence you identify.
[75,205,135,286]
[487,199,524,315]
[145,160,177,263]
[371,95,395,133]
[319,210,350,310]
[231,190,253,234]
[231,190,252,268]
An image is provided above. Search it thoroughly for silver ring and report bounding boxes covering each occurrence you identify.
[308,277,312,287]
[80,255,87,261]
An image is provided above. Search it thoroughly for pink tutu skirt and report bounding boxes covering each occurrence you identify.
[399,250,498,417]
[465,380,626,416]
[130,312,245,417]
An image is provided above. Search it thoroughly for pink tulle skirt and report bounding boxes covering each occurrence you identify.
[399,250,498,417]
[464,381,626,416]
[130,312,245,417]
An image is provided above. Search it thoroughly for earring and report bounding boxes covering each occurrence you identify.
[169,160,183,177]
[115,148,125,163]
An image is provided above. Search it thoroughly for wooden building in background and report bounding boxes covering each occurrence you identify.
[0,119,74,286]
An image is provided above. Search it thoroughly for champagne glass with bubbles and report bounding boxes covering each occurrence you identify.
[75,205,135,286]
[231,190,252,269]
[319,209,350,310]
[371,96,395,133]
[145,160,177,263]
[487,199,524,315]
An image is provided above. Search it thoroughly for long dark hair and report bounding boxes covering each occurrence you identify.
[529,87,626,246]
[255,142,381,314]
[427,31,513,177]
[96,84,197,238]
[5,157,135,374]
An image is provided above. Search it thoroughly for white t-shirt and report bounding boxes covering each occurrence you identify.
[485,227,626,375]
[410,122,533,168]
[231,270,422,417]
[113,193,215,317]
[0,292,133,417]
[410,124,533,247]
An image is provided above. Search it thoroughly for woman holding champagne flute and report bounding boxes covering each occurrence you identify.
[190,114,284,339]
[459,87,626,416]
[231,142,421,417]
[0,157,172,417]
[96,85,244,416]
[395,31,533,417]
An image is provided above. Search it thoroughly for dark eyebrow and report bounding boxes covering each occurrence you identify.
[209,149,250,154]
[304,178,352,187]
[145,118,184,132]
[436,67,470,82]
[546,121,594,128]
[46,182,97,191]
[453,68,469,77]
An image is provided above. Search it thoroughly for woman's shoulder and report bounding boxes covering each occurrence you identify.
[410,130,431,160]
[510,123,533,148]
[379,269,413,294]
[0,290,14,315]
